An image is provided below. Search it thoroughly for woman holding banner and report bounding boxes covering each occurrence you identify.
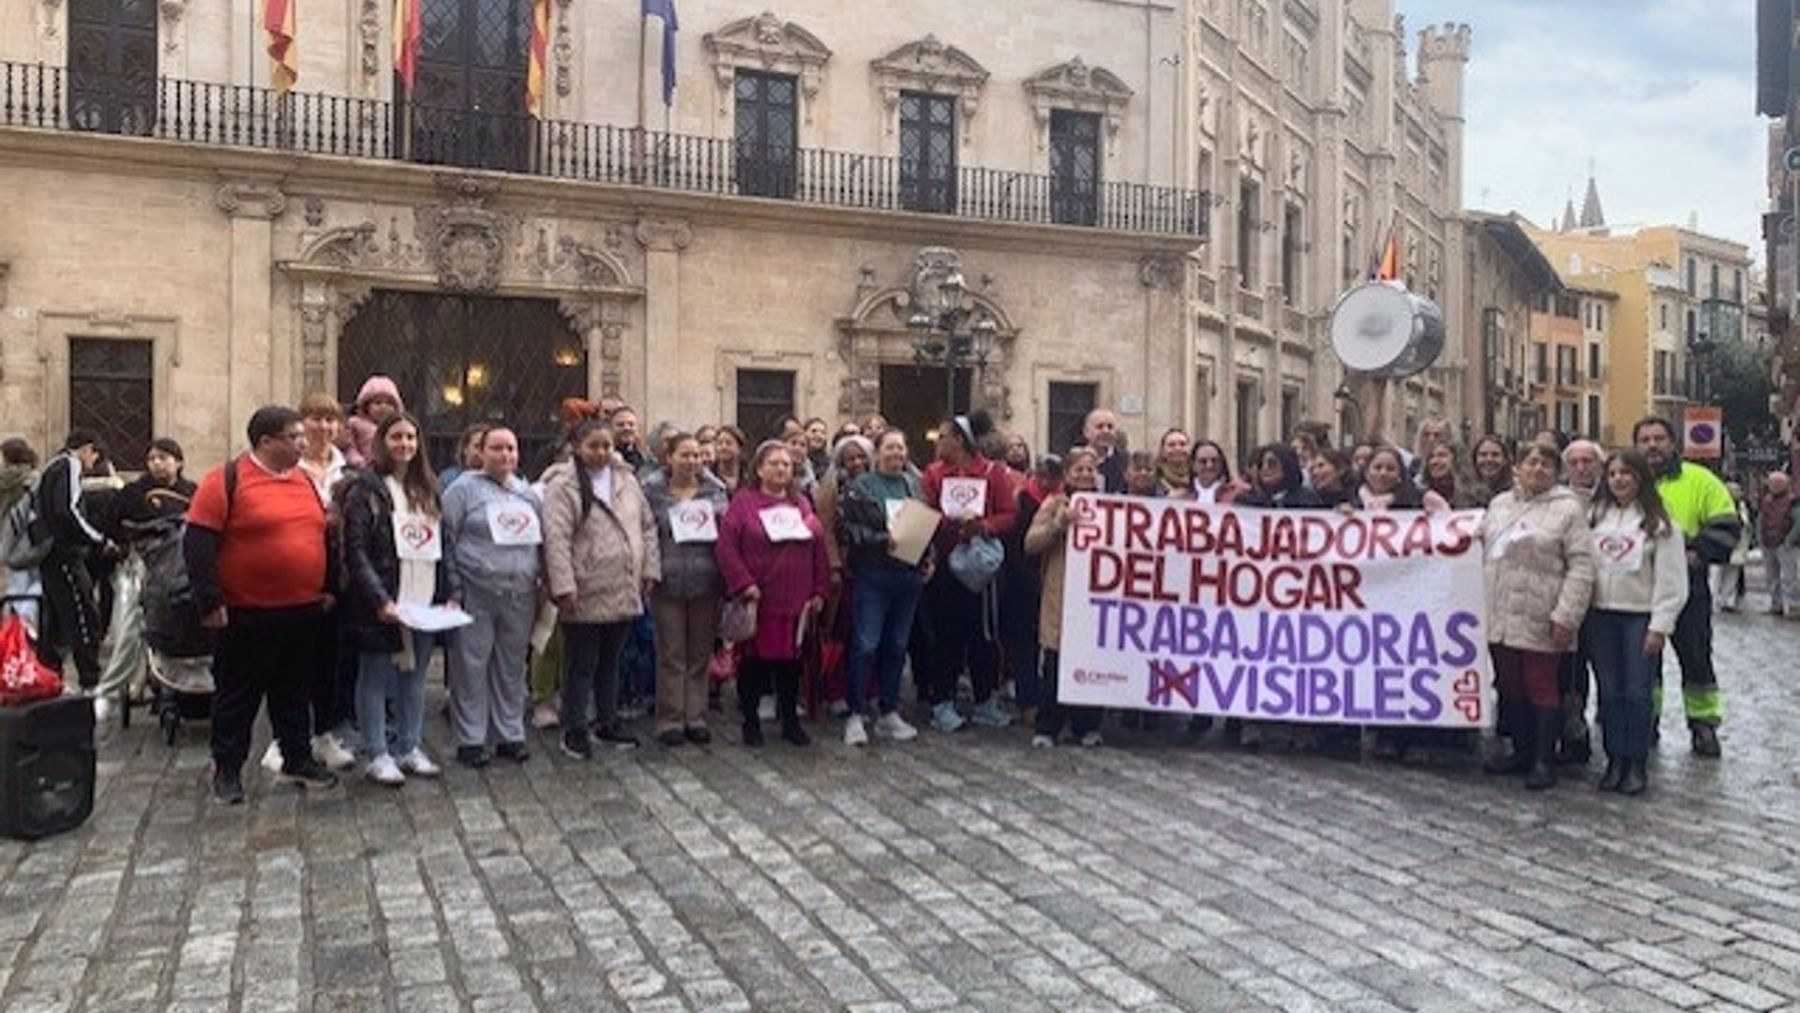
[1236,444,1324,750]
[1585,451,1687,796]
[1473,436,1515,506]
[1188,440,1244,505]
[1422,443,1485,510]
[1358,446,1449,514]
[1479,442,1595,791]
[1027,447,1104,748]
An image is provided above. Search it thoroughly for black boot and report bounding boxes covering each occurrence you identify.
[1558,732,1591,766]
[1484,702,1531,775]
[738,661,766,748]
[1617,758,1647,796]
[1525,708,1559,791]
[775,665,810,747]
[1690,723,1721,759]
[1597,756,1625,792]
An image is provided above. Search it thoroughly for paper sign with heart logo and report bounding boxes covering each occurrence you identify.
[486,499,543,546]
[758,504,812,542]
[670,501,719,544]
[941,476,988,521]
[1593,530,1644,572]
[1451,669,1484,724]
[392,511,443,562]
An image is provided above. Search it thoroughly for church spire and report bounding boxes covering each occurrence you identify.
[1560,195,1577,233]
[1579,163,1605,229]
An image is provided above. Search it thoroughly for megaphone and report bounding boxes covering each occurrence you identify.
[1327,282,1446,378]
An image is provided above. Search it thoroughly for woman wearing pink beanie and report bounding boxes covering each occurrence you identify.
[346,375,404,467]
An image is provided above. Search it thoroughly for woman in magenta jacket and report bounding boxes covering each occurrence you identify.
[715,440,830,747]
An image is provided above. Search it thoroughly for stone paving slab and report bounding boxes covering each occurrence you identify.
[1,604,1798,1012]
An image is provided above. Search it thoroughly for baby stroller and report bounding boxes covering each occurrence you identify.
[136,517,214,745]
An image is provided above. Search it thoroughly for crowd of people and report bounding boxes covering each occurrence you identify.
[0,374,1783,807]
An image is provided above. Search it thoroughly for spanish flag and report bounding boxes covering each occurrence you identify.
[1369,215,1401,282]
[526,0,551,118]
[394,0,422,93]
[264,0,297,93]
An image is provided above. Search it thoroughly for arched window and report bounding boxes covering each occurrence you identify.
[67,0,157,136]
[405,0,534,171]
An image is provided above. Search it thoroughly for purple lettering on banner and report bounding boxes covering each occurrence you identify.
[1341,667,1373,720]
[1442,611,1480,666]
[1118,600,1148,651]
[1261,666,1294,717]
[1375,667,1407,720]
[1406,615,1441,666]
[1147,659,1201,709]
[1298,615,1335,665]
[1094,598,1121,647]
[1205,661,1248,710]
[1409,669,1445,721]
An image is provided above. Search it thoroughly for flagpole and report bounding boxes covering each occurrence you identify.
[634,9,649,186]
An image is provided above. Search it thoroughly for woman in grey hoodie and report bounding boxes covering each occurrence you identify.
[441,427,543,768]
[641,432,730,746]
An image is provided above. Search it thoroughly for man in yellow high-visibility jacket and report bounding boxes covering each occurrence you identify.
[1633,417,1740,758]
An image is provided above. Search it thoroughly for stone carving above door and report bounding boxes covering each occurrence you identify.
[870,36,989,143]
[834,248,1018,420]
[703,12,832,123]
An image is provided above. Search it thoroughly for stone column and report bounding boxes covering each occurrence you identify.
[635,218,691,418]
[216,182,286,431]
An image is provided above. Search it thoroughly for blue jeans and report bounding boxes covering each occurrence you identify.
[848,565,924,716]
[1582,610,1658,760]
[357,631,428,759]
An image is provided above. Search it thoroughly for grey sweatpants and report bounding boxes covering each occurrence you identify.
[451,582,535,748]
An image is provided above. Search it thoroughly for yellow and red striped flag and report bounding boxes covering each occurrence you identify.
[264,0,297,92]
[526,0,551,117]
[394,0,423,93]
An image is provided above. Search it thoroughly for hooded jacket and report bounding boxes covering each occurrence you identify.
[346,375,404,468]
[542,459,660,624]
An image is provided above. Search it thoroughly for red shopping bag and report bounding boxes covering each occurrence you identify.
[0,613,63,707]
[706,643,740,686]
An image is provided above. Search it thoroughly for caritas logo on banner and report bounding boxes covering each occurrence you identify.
[1057,496,1493,728]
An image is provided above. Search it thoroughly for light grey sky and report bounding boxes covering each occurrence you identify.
[1400,0,1767,258]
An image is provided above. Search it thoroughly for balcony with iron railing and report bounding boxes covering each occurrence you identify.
[1,63,1209,240]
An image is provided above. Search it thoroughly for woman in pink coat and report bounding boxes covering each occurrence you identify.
[715,440,829,747]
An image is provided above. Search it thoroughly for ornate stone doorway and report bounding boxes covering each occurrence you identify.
[338,290,586,474]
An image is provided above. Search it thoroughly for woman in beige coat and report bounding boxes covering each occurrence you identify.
[543,420,661,759]
[1477,441,1594,790]
[1026,447,1104,748]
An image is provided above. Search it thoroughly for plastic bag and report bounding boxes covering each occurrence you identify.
[0,613,64,707]
[948,535,1005,593]
[719,596,758,644]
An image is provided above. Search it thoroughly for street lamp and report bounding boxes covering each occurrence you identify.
[909,269,998,416]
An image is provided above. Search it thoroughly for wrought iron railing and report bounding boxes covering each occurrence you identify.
[2,62,1209,239]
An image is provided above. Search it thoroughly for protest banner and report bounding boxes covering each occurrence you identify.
[1056,495,1493,728]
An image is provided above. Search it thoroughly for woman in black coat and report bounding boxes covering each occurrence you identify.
[342,412,447,785]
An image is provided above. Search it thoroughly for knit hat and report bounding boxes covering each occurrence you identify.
[355,375,404,412]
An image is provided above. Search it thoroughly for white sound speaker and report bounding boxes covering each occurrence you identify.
[1327,282,1446,378]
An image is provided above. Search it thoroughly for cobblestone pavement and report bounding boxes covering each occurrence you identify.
[3,599,1799,1013]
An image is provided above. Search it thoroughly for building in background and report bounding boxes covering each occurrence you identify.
[1529,285,1616,444]
[1530,210,1752,447]
[0,0,1470,467]
[1758,0,1800,461]
[1185,1,1470,455]
[1460,212,1560,442]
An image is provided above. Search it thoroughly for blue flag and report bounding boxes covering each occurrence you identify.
[643,0,678,107]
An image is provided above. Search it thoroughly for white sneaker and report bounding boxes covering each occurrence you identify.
[261,741,284,774]
[828,699,851,717]
[874,712,918,742]
[92,695,114,723]
[757,696,776,722]
[398,749,441,778]
[365,754,405,786]
[1079,731,1104,749]
[313,733,357,772]
[1030,734,1056,749]
[843,715,869,748]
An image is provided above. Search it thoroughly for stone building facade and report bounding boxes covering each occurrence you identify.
[0,0,1466,470]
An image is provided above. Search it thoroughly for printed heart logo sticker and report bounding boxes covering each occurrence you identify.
[1451,670,1480,695]
[947,484,979,508]
[1455,696,1483,722]
[679,505,706,527]
[1597,533,1636,562]
[497,510,532,536]
[400,520,434,550]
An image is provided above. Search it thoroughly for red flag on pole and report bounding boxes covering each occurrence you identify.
[264,0,297,93]
[394,0,423,92]
[526,0,551,117]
